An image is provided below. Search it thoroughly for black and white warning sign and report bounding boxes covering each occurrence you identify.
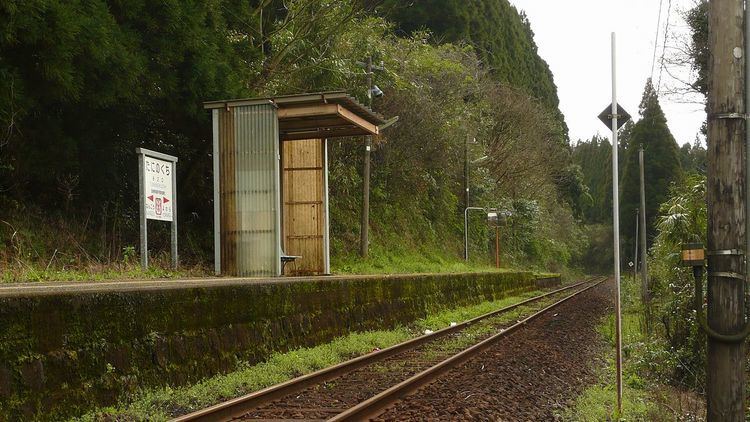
[144,156,174,221]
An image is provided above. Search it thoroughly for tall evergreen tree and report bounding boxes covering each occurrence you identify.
[573,135,611,223]
[621,79,682,254]
[679,139,708,175]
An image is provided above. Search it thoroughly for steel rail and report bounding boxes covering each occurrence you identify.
[329,277,608,421]
[172,277,604,422]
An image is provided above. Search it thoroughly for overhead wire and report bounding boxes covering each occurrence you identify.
[656,0,673,94]
[650,0,665,81]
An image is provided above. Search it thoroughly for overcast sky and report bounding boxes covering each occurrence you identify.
[509,0,704,146]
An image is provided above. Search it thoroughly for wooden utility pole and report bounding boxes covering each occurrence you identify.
[360,56,373,258]
[706,0,746,419]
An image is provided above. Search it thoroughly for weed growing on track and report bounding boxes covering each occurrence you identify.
[73,288,559,421]
[73,330,411,422]
[415,289,542,331]
[419,300,555,360]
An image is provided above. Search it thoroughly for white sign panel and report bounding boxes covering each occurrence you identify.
[144,156,174,221]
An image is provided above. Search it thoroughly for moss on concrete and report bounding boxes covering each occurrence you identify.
[0,272,554,420]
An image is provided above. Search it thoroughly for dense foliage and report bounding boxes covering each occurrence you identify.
[644,174,707,391]
[572,135,612,224]
[369,0,564,127]
[685,0,708,97]
[620,80,682,253]
[0,0,584,278]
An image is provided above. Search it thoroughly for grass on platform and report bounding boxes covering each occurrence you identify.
[0,264,202,284]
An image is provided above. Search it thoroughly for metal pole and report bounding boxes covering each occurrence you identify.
[212,109,221,275]
[323,138,331,275]
[464,207,483,261]
[465,134,470,210]
[171,160,178,269]
[610,31,623,415]
[464,207,470,261]
[639,147,648,303]
[639,146,650,334]
[138,153,148,270]
[745,0,750,322]
[634,208,639,283]
[495,226,500,268]
[360,56,373,258]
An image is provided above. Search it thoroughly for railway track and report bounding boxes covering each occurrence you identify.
[173,276,608,422]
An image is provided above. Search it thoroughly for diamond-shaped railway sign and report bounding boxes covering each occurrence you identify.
[598,103,631,130]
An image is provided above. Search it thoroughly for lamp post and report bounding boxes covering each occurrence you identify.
[464,206,484,261]
[487,211,500,268]
[359,57,385,258]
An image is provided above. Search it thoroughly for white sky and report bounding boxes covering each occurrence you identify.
[509,0,705,146]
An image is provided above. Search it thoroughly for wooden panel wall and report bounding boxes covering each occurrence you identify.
[282,139,325,275]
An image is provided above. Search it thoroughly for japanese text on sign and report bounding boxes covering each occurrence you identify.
[144,156,173,221]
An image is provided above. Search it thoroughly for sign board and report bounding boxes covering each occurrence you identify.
[598,103,631,130]
[144,156,174,221]
[136,148,178,270]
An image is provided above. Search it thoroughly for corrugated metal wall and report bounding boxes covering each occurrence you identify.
[219,104,281,276]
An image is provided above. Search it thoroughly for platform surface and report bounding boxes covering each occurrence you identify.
[0,272,513,297]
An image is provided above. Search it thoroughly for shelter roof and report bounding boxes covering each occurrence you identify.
[204,91,387,141]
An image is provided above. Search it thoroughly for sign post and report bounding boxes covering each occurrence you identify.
[597,32,631,416]
[136,148,178,270]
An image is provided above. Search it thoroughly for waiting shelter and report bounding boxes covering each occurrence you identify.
[204,92,387,277]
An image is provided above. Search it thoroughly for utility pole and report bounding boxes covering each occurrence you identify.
[360,56,373,258]
[639,147,650,333]
[706,0,746,419]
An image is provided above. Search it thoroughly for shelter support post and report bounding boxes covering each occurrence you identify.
[139,154,147,270]
[212,109,221,275]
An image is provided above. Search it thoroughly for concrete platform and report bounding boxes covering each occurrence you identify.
[0,271,557,420]
[0,273,482,297]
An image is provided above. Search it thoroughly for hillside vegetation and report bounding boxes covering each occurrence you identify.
[0,0,586,281]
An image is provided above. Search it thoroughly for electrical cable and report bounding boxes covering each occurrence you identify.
[650,0,665,81]
[656,0,673,94]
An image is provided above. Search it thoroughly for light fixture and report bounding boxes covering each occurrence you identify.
[370,85,384,98]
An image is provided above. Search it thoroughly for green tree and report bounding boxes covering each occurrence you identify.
[621,79,682,253]
[573,135,612,223]
[685,0,708,97]
[679,139,707,175]
[369,0,567,137]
